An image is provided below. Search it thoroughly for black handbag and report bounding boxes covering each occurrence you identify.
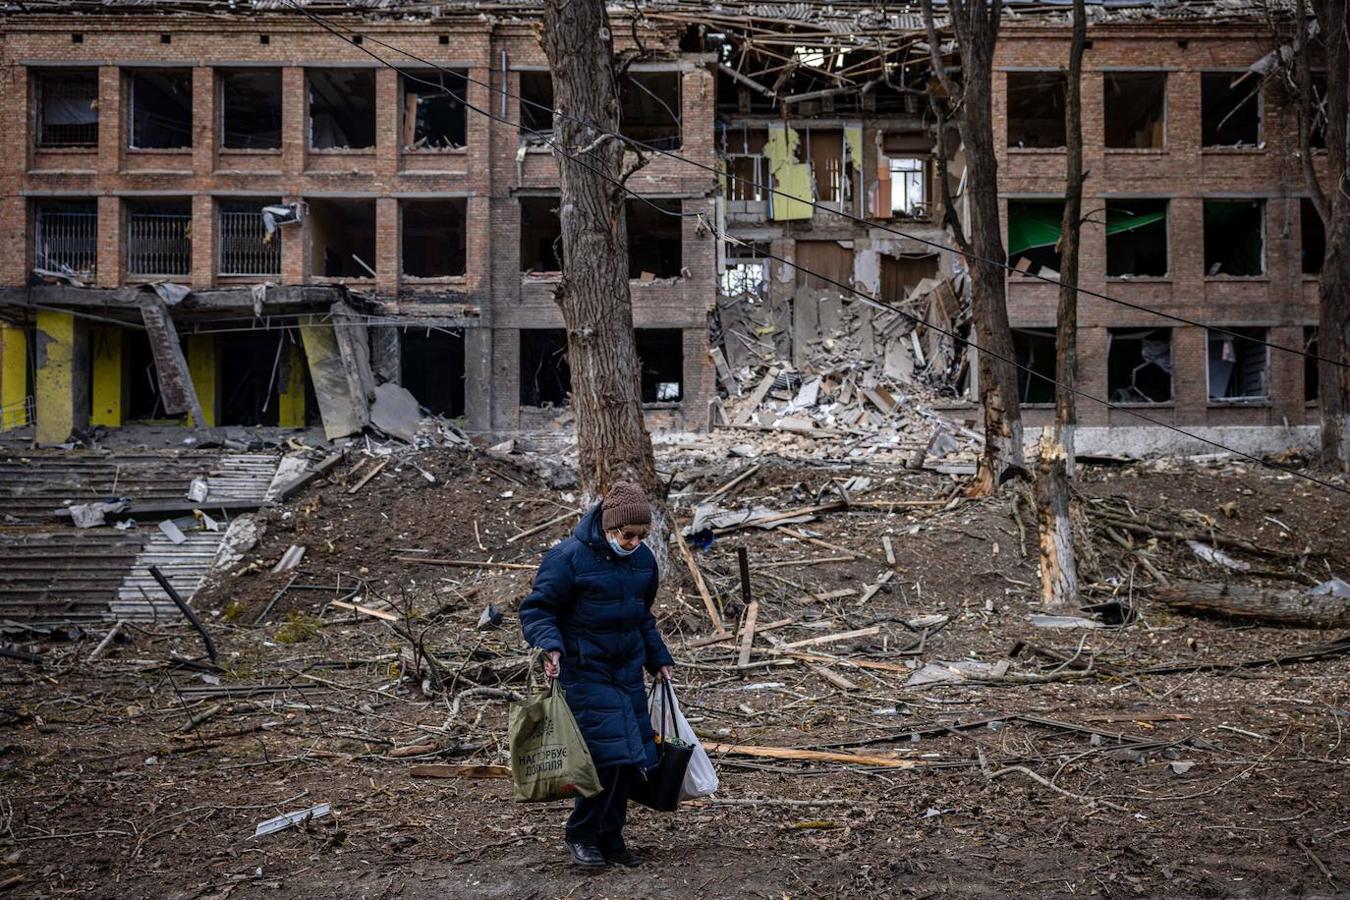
[630,679,694,812]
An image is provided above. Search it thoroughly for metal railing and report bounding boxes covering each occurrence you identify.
[34,208,97,275]
[127,212,191,276]
[219,209,280,276]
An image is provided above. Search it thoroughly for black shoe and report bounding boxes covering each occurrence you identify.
[602,846,644,868]
[564,840,607,868]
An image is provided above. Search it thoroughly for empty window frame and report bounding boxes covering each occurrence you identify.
[218,199,281,276]
[1106,200,1169,277]
[129,69,193,149]
[307,198,376,278]
[725,155,767,204]
[1107,328,1173,403]
[720,241,769,298]
[1207,327,1269,401]
[620,71,681,150]
[400,327,465,418]
[889,157,928,217]
[1007,72,1066,148]
[1007,199,1065,275]
[519,328,570,407]
[1304,326,1319,402]
[1203,200,1265,277]
[635,329,683,403]
[1012,328,1056,403]
[808,130,849,206]
[126,199,191,276]
[1309,72,1328,149]
[308,69,376,150]
[1104,72,1166,149]
[520,196,562,274]
[1301,198,1325,275]
[35,69,99,148]
[402,199,466,277]
[402,70,468,150]
[518,71,553,139]
[221,69,283,149]
[626,198,682,279]
[1201,72,1260,147]
[34,199,97,276]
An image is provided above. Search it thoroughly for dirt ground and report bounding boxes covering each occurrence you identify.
[2,446,1348,899]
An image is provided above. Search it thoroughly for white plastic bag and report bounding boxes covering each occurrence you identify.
[649,680,719,800]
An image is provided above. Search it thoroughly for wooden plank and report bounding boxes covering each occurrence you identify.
[710,346,741,397]
[507,510,578,544]
[702,742,924,769]
[808,664,859,691]
[737,599,760,668]
[331,599,400,622]
[882,535,896,565]
[857,570,894,604]
[703,463,761,505]
[408,764,511,779]
[275,450,345,501]
[347,459,389,494]
[393,556,536,570]
[733,367,779,426]
[781,625,881,650]
[674,527,726,635]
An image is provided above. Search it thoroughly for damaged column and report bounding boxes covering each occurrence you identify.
[34,309,88,445]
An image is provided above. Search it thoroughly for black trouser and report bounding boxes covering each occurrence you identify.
[566,765,631,852]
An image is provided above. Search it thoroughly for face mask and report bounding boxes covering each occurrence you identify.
[607,536,638,557]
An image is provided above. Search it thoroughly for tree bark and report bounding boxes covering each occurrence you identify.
[539,0,662,502]
[1035,431,1078,611]
[1156,581,1350,629]
[921,0,1025,495]
[1297,0,1350,470]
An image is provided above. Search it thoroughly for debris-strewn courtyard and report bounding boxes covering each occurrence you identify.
[3,442,1347,898]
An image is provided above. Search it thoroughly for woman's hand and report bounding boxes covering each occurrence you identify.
[544,650,561,679]
[658,665,673,682]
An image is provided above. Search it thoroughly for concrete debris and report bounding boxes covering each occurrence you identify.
[68,500,130,528]
[906,659,1011,687]
[1028,614,1106,629]
[157,519,188,545]
[272,544,306,573]
[370,382,423,443]
[213,515,260,571]
[187,478,209,503]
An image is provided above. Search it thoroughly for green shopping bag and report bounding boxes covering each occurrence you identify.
[509,679,603,803]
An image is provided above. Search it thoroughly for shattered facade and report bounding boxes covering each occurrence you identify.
[0,8,717,445]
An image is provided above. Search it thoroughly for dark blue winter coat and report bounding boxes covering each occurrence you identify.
[519,503,674,770]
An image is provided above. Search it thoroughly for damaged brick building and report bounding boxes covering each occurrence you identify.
[0,0,1329,450]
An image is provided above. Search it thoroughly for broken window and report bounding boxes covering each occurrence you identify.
[126,199,191,276]
[34,199,97,276]
[403,200,466,277]
[720,241,769,298]
[1106,200,1168,277]
[1305,327,1319,402]
[725,154,767,204]
[1203,200,1264,277]
[129,70,193,150]
[307,197,376,278]
[1107,328,1173,403]
[309,69,376,150]
[519,328,570,407]
[635,329,683,403]
[218,200,281,276]
[1007,72,1066,148]
[519,196,562,274]
[889,158,928,217]
[626,198,682,279]
[1012,328,1056,404]
[620,71,681,150]
[402,70,467,150]
[35,69,99,148]
[1208,327,1268,401]
[1309,73,1328,149]
[1007,200,1065,276]
[1201,72,1260,147]
[1302,198,1324,275]
[401,327,465,418]
[221,69,282,150]
[1104,72,1166,149]
[518,71,553,139]
[880,253,939,302]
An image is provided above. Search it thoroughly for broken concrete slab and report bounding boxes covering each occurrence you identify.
[369,382,422,443]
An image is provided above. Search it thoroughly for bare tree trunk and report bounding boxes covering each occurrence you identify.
[1297,0,1350,470]
[922,0,1024,496]
[540,0,662,502]
[1038,0,1087,612]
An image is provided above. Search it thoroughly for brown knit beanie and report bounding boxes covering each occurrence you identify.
[602,481,652,531]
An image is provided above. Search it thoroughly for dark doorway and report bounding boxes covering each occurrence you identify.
[400,328,465,418]
[519,329,570,407]
[217,332,284,426]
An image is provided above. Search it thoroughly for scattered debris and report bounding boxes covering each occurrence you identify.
[253,803,333,838]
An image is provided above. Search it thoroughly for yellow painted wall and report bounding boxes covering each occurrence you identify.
[90,326,124,427]
[765,125,814,221]
[187,334,217,427]
[278,338,306,427]
[0,323,28,430]
[35,310,75,445]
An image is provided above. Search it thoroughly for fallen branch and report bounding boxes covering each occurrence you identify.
[704,742,926,769]
[988,765,1129,813]
[1156,581,1350,629]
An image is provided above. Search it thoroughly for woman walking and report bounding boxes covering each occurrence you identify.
[519,481,675,868]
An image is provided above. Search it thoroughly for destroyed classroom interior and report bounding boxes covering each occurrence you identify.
[2,0,1349,896]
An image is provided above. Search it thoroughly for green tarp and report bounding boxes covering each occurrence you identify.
[1008,205,1167,256]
